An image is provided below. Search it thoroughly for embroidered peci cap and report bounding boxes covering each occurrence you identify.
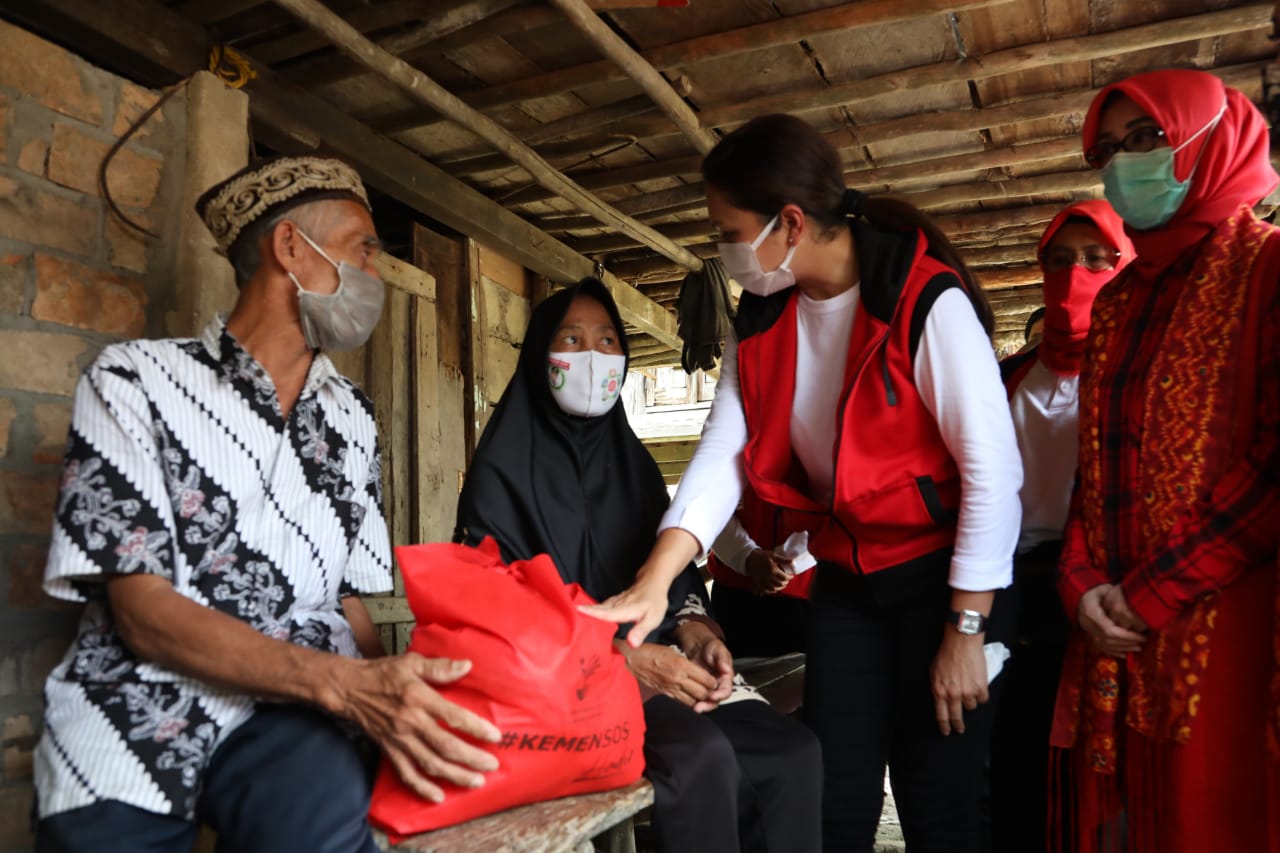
[195,155,371,255]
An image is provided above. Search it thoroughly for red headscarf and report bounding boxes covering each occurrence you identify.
[1082,69,1278,279]
[1035,200,1135,375]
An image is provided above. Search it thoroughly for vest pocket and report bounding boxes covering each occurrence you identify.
[842,476,938,536]
[915,475,958,526]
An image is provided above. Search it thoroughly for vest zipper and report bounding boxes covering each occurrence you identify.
[831,330,891,574]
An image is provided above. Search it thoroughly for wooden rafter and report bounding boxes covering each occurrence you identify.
[11,0,684,350]
[270,0,705,273]
[693,4,1269,131]
[439,0,1012,116]
[548,0,719,155]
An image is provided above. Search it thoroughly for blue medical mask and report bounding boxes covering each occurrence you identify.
[1100,101,1227,231]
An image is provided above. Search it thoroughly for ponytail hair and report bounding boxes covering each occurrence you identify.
[702,114,995,337]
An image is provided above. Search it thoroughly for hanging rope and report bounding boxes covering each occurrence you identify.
[98,44,257,240]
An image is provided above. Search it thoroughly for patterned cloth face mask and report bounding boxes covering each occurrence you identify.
[547,350,627,418]
[289,229,386,351]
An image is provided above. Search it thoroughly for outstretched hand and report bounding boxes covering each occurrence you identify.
[580,577,671,648]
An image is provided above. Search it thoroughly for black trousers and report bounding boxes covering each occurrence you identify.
[36,706,377,853]
[804,564,1014,853]
[988,541,1070,853]
[711,582,809,658]
[642,694,823,853]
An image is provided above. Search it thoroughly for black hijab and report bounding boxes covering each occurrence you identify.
[454,278,706,642]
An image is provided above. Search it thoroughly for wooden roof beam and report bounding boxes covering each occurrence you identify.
[571,221,717,255]
[598,4,1270,139]
[286,3,560,87]
[961,244,1041,268]
[700,4,1269,129]
[22,0,682,349]
[548,0,718,156]
[510,134,1082,209]
[249,0,436,65]
[936,204,1073,238]
[270,0,705,273]
[905,170,1102,211]
[446,0,1011,116]
[975,266,1042,290]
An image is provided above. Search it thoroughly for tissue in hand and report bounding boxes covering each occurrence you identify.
[774,531,818,574]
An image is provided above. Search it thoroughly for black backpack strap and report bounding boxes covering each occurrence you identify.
[907,272,964,363]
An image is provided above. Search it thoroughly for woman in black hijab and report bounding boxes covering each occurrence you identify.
[455,278,821,853]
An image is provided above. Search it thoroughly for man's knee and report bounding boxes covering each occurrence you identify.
[201,708,374,853]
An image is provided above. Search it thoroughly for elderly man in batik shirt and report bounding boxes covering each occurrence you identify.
[32,157,501,853]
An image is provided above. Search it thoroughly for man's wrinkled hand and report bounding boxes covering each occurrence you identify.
[338,654,501,803]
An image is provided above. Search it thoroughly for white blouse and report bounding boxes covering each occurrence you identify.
[1009,358,1080,554]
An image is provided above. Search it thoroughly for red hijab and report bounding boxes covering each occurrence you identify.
[1082,69,1278,279]
[1036,200,1135,375]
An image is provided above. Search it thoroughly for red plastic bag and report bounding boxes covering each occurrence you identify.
[368,538,646,838]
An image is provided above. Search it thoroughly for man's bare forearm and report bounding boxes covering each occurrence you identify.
[109,574,355,714]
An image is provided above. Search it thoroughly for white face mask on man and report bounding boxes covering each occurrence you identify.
[288,229,385,351]
[717,213,798,297]
[547,349,627,418]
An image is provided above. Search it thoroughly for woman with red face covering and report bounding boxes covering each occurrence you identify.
[1050,69,1280,853]
[989,200,1134,853]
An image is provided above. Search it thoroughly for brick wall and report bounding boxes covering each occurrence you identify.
[0,20,187,849]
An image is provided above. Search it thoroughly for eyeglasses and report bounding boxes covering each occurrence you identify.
[1040,245,1121,273]
[1084,125,1168,169]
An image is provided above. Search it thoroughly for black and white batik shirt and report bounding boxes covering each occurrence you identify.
[34,317,393,821]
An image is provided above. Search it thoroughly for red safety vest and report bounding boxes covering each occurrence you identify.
[734,221,974,583]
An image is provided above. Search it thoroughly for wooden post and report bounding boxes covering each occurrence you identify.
[548,0,719,155]
[269,0,705,274]
[463,239,489,461]
[169,72,249,337]
[414,223,472,528]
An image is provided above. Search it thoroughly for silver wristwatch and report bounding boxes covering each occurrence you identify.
[946,608,987,635]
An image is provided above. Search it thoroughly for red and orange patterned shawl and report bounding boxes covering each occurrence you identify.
[1054,206,1278,772]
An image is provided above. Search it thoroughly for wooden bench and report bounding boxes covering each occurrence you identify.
[380,654,805,852]
[375,779,654,853]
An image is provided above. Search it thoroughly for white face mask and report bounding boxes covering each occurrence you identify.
[717,213,798,297]
[547,349,627,418]
[289,229,385,351]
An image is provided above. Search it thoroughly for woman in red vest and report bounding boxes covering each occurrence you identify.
[586,114,1023,852]
[1049,69,1280,853]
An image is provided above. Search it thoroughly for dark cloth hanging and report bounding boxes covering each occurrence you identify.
[676,257,736,374]
[454,277,706,642]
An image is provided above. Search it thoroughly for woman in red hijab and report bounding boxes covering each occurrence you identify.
[990,199,1134,853]
[1051,68,1280,853]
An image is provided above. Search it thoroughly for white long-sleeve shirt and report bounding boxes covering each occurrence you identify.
[1009,358,1080,554]
[661,287,1021,591]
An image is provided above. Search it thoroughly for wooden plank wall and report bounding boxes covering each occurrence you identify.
[332,232,535,653]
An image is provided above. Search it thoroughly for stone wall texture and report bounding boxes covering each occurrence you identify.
[0,20,187,850]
